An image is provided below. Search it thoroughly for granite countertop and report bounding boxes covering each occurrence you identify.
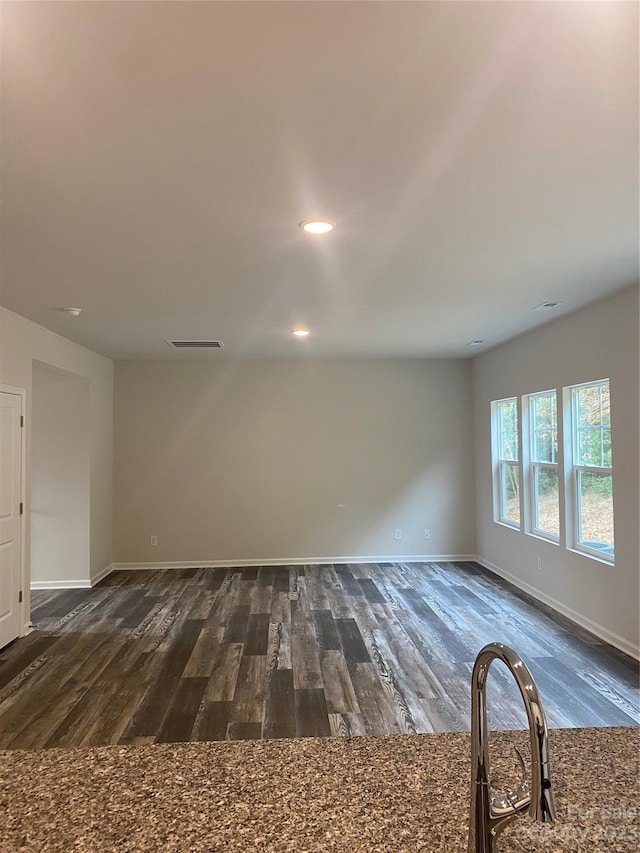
[0,727,638,852]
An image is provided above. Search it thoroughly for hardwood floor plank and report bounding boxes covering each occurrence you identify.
[358,578,386,604]
[288,567,299,601]
[360,626,420,734]
[121,619,205,739]
[244,613,270,656]
[250,585,272,615]
[335,618,371,663]
[328,712,367,738]
[199,568,228,591]
[235,566,258,581]
[222,605,251,644]
[233,579,256,608]
[320,650,360,714]
[191,700,232,742]
[208,574,240,627]
[155,677,208,743]
[291,630,323,690]
[4,632,127,749]
[263,668,296,739]
[334,565,362,596]
[324,583,355,620]
[45,638,147,748]
[183,588,218,620]
[305,566,331,611]
[30,588,94,620]
[257,566,275,587]
[119,596,160,629]
[229,655,266,724]
[294,688,330,737]
[227,721,263,740]
[272,567,290,593]
[183,624,222,678]
[204,643,243,703]
[78,674,154,747]
[270,591,291,624]
[532,656,638,728]
[0,620,114,737]
[277,622,292,670]
[346,662,402,735]
[0,636,58,690]
[312,610,341,651]
[0,655,51,708]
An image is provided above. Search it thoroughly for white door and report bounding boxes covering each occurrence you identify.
[0,392,23,649]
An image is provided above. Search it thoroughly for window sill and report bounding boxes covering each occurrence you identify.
[526,530,560,547]
[494,519,521,532]
[568,545,615,567]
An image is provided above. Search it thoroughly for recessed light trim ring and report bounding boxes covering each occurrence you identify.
[299,219,335,234]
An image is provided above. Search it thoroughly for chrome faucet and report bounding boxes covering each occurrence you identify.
[469,642,556,853]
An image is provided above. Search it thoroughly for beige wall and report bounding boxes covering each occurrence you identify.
[114,359,475,564]
[0,306,113,599]
[472,285,640,658]
[31,363,90,584]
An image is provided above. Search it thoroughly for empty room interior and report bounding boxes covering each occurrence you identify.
[0,2,638,851]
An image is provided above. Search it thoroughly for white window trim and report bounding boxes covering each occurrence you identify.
[491,398,521,530]
[523,390,560,545]
[563,380,615,565]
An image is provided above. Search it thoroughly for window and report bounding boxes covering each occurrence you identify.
[492,397,520,528]
[528,391,559,541]
[492,380,615,566]
[568,380,614,560]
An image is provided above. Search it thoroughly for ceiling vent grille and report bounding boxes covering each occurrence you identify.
[531,302,561,311]
[166,340,225,349]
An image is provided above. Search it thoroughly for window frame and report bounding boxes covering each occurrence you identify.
[564,379,614,564]
[491,397,521,530]
[524,390,560,544]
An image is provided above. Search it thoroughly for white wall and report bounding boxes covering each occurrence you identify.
[0,306,113,605]
[31,363,90,584]
[114,359,475,564]
[472,285,639,658]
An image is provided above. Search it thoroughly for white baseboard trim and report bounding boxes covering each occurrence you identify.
[30,579,92,590]
[112,554,477,572]
[91,563,114,586]
[30,564,115,591]
[475,556,640,662]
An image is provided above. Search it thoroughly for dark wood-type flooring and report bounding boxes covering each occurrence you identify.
[0,561,638,750]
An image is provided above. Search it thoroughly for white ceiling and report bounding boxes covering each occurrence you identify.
[1,1,638,359]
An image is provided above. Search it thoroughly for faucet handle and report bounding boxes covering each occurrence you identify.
[505,747,529,810]
[513,747,528,791]
[490,747,531,819]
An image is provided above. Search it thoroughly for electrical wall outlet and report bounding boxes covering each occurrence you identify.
[424,529,431,540]
[150,535,158,546]
[394,529,402,541]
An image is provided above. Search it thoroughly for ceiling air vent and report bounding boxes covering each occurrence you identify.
[531,302,561,312]
[166,340,225,349]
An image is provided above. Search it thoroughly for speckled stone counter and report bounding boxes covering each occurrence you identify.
[0,727,638,852]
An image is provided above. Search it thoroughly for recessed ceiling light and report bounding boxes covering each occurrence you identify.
[299,219,335,234]
[59,307,82,317]
[466,339,486,346]
[292,328,310,337]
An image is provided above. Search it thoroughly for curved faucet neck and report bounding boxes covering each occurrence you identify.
[468,643,556,853]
